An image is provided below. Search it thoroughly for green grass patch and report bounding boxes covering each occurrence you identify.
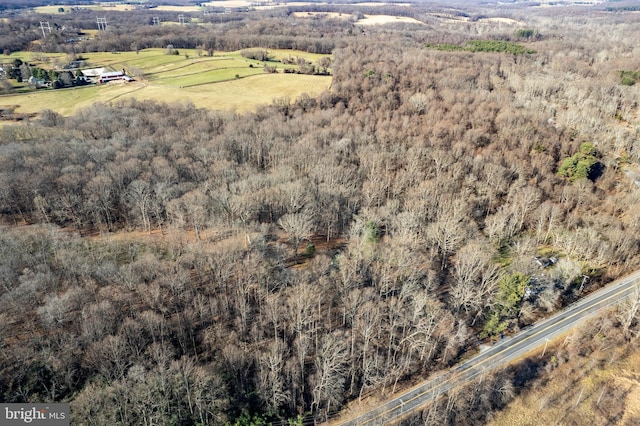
[146,58,251,79]
[1,51,65,67]
[2,48,330,76]
[619,70,640,86]
[82,49,184,70]
[0,84,118,117]
[227,48,330,64]
[156,67,264,86]
[80,48,330,77]
[536,246,556,258]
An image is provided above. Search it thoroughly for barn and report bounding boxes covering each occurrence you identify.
[98,70,133,83]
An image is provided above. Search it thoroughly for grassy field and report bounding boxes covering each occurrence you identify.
[78,48,327,70]
[0,75,331,116]
[1,51,65,65]
[0,48,328,70]
[0,48,332,117]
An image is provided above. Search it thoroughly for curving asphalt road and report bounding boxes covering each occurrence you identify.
[335,270,640,426]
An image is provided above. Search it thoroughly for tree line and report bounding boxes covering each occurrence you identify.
[0,9,343,55]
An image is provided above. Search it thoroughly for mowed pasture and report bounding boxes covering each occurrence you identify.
[0,48,332,116]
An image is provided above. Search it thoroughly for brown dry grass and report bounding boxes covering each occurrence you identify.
[489,334,640,426]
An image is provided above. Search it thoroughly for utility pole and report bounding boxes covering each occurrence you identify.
[578,275,589,294]
[541,338,550,357]
[39,21,51,38]
[96,17,108,31]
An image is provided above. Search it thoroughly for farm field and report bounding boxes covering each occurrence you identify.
[80,49,328,77]
[1,48,328,77]
[0,48,332,117]
[290,11,426,25]
[31,1,299,13]
[34,4,136,13]
[355,14,425,25]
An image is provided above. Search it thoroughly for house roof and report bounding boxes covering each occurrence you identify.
[81,67,105,77]
[100,71,125,78]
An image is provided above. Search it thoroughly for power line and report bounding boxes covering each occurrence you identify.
[39,21,52,38]
[96,17,108,31]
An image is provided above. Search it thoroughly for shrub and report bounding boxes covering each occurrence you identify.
[557,142,601,182]
[482,272,529,337]
[497,272,529,317]
[619,70,640,86]
[515,29,539,39]
[240,49,272,61]
[263,64,277,74]
[305,243,316,257]
[364,221,379,244]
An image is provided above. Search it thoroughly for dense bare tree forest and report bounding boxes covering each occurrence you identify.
[1,1,640,424]
[0,9,339,55]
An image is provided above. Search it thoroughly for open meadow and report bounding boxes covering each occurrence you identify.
[0,48,332,117]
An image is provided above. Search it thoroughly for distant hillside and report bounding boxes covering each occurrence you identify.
[0,0,94,11]
[0,0,210,11]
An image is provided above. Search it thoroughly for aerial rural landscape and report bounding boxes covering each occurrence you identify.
[1,0,640,425]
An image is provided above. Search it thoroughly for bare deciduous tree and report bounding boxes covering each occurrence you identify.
[257,340,289,414]
[279,212,314,261]
[427,218,467,269]
[450,241,500,320]
[127,180,154,234]
[311,333,349,418]
[617,285,640,339]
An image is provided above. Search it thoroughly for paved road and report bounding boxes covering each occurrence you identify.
[336,270,640,426]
